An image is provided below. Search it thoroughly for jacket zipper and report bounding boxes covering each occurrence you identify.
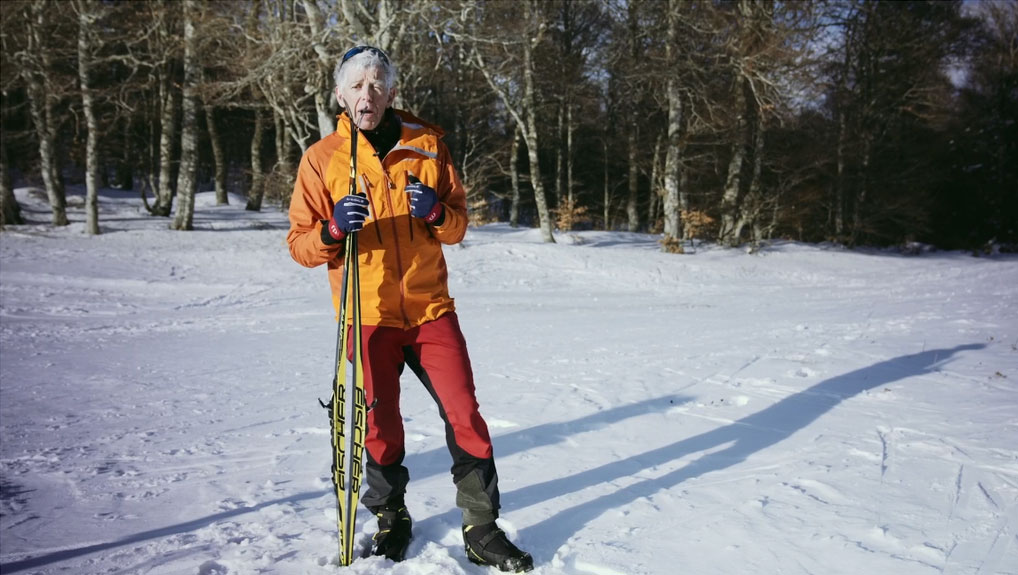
[360,175,383,244]
[405,180,414,242]
[382,171,411,328]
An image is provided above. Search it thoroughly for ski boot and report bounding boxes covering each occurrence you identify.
[463,522,533,573]
[370,501,412,562]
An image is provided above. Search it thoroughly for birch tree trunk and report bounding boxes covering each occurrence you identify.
[75,0,101,234]
[835,111,846,238]
[680,153,690,240]
[520,1,554,243]
[339,0,370,42]
[141,98,157,212]
[509,125,521,228]
[171,0,198,230]
[273,109,295,184]
[719,75,748,246]
[648,134,662,229]
[116,116,133,190]
[555,0,582,210]
[154,70,176,216]
[246,109,265,211]
[662,0,684,242]
[300,0,338,138]
[205,105,228,205]
[603,138,610,229]
[734,112,765,244]
[521,103,554,240]
[152,0,176,216]
[24,0,68,226]
[626,122,639,232]
[718,0,797,247]
[555,102,564,205]
[625,2,640,233]
[851,136,871,245]
[566,103,575,206]
[242,4,265,211]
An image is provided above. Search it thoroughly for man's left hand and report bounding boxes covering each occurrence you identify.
[407,176,444,225]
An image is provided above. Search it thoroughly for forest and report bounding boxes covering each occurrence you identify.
[0,0,1015,250]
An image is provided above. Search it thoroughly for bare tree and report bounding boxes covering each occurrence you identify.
[825,0,970,245]
[300,0,342,138]
[508,124,522,228]
[150,0,179,216]
[624,1,642,233]
[74,0,102,234]
[206,105,228,204]
[660,0,687,244]
[0,0,1000,249]
[948,0,1018,247]
[246,108,267,211]
[460,0,556,242]
[171,0,199,230]
[19,0,69,226]
[715,0,814,247]
[717,1,766,246]
[550,0,601,218]
[252,1,317,154]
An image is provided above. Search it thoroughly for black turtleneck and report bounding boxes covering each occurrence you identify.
[361,108,401,159]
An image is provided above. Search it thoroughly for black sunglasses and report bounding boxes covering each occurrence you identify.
[341,45,390,66]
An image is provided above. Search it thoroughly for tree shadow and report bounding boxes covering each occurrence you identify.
[402,392,695,480]
[512,344,985,562]
[0,491,323,573]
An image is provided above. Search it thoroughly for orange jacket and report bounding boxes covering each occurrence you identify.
[287,109,468,328]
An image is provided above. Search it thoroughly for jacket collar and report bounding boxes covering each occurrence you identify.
[336,108,445,141]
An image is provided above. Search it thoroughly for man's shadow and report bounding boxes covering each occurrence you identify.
[510,344,985,561]
[0,345,983,572]
[0,391,693,573]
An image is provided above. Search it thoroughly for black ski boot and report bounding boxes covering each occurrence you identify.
[370,501,412,562]
[463,522,533,573]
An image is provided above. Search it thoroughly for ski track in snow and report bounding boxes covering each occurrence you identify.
[1,187,1017,574]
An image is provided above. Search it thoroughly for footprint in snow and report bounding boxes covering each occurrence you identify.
[697,395,750,408]
[197,560,228,575]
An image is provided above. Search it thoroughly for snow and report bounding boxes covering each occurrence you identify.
[2,186,1017,575]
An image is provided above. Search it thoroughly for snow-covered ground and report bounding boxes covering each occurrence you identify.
[1,187,1016,575]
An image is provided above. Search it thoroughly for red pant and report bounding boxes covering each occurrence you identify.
[354,312,499,521]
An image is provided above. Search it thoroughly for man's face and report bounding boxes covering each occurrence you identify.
[335,65,395,131]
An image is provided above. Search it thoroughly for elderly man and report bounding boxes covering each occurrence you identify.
[286,45,533,572]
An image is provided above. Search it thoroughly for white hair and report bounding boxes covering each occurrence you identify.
[333,49,397,94]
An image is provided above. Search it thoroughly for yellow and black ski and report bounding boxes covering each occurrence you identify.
[330,114,367,567]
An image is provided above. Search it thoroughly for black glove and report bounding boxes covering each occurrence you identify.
[326,194,369,242]
[406,174,444,225]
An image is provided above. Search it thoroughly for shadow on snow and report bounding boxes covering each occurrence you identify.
[0,391,688,572]
[512,343,985,562]
[0,344,983,572]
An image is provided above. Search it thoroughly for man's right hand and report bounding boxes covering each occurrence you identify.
[328,193,370,240]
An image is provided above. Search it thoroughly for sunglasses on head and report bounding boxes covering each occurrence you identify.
[341,45,390,66]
